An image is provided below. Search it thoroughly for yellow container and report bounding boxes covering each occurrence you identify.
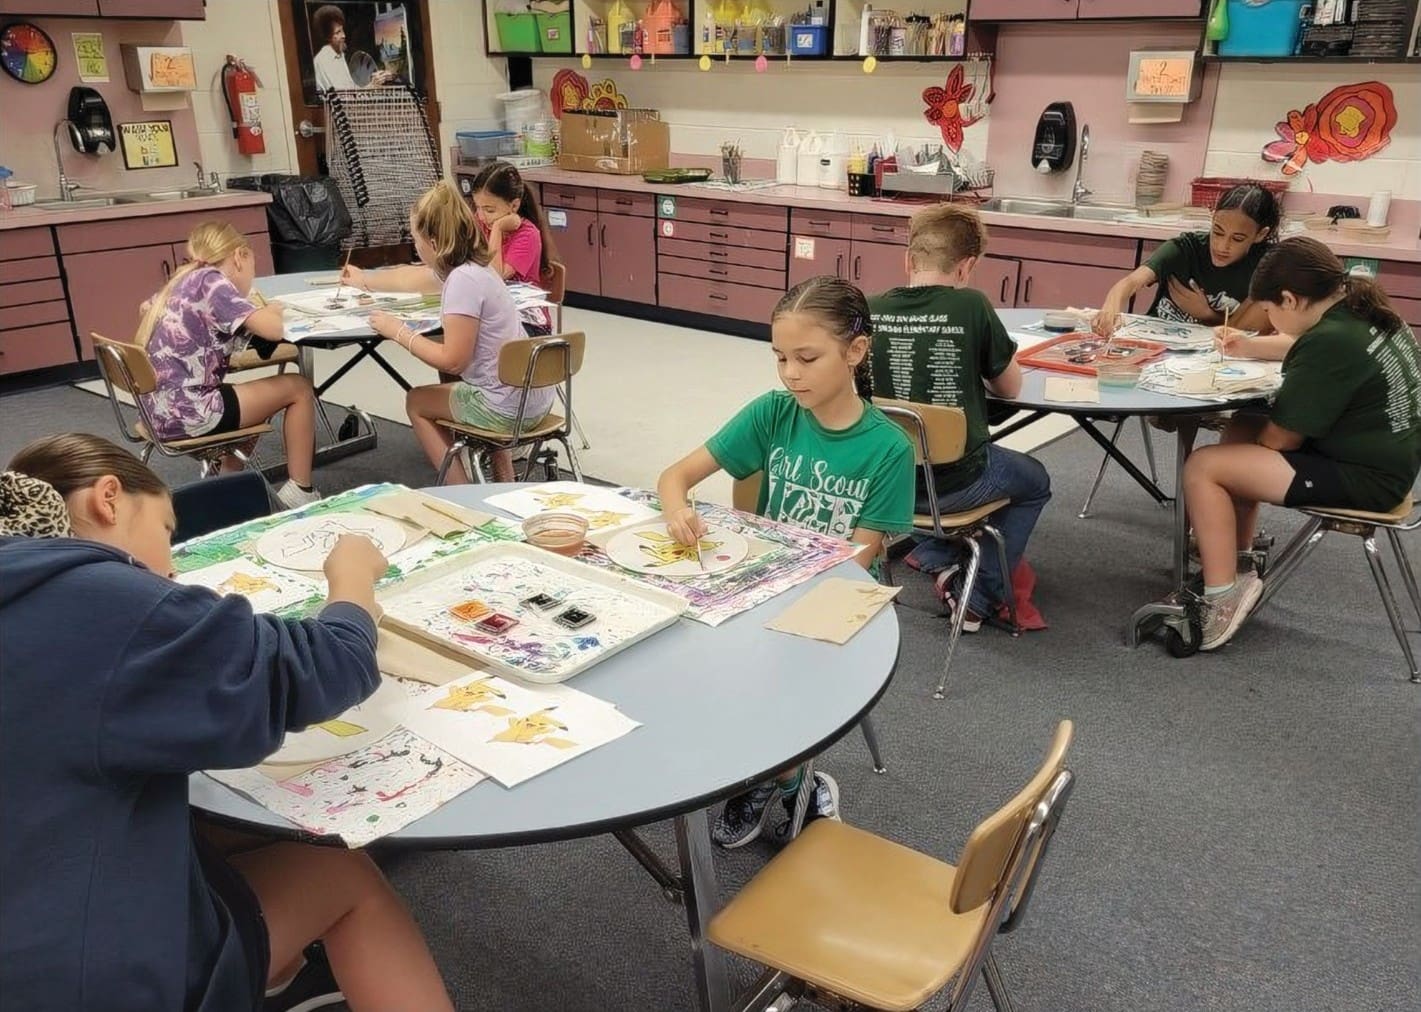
[607,0,633,54]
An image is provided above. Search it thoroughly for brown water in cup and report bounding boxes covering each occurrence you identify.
[523,512,588,557]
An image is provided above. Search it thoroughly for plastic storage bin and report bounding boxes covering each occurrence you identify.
[1189,176,1289,209]
[535,12,573,53]
[1217,0,1308,57]
[457,130,521,159]
[495,13,541,52]
[787,23,828,55]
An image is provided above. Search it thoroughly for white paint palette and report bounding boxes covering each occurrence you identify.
[604,521,750,578]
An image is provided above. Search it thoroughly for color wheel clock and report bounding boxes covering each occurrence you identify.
[1,22,58,86]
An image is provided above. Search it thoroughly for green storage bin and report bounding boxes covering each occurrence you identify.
[535,12,573,53]
[495,13,541,52]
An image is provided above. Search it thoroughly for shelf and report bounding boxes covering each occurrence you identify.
[491,52,975,62]
[1201,53,1414,64]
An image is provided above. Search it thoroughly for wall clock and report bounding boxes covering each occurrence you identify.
[1,22,58,85]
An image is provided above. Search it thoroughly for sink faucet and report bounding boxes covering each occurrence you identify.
[1071,124,1092,204]
[193,161,207,189]
[53,120,82,202]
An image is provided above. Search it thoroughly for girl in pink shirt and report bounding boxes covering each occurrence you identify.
[471,162,558,334]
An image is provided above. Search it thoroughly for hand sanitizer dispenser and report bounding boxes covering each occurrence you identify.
[67,87,115,155]
[1031,101,1075,174]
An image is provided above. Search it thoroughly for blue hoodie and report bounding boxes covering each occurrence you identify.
[0,536,380,1011]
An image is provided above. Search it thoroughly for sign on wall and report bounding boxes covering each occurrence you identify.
[119,121,177,170]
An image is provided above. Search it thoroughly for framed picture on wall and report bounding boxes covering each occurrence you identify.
[290,0,426,106]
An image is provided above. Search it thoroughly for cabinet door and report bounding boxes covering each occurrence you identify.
[1078,0,1201,16]
[849,241,908,297]
[248,233,275,278]
[97,0,206,17]
[65,246,172,358]
[1018,260,1123,311]
[969,0,1078,19]
[0,1,98,12]
[789,236,853,288]
[598,213,656,304]
[548,208,600,297]
[974,256,1021,309]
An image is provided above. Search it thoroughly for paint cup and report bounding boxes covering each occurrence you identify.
[522,511,589,557]
[1096,360,1143,389]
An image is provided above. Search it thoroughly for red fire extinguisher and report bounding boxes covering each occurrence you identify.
[221,55,265,156]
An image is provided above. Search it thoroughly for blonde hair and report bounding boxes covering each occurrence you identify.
[134,221,250,346]
[411,180,489,277]
[908,205,987,274]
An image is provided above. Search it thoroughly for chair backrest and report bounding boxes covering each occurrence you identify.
[93,334,159,396]
[873,398,968,467]
[496,331,585,390]
[172,472,272,543]
[541,262,567,331]
[732,472,763,515]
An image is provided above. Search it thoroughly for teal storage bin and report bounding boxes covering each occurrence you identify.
[1217,0,1308,57]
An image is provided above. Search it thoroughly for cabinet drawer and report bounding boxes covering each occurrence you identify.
[0,278,64,308]
[56,207,268,255]
[790,209,853,239]
[658,274,783,322]
[540,184,599,212]
[0,322,77,375]
[1392,297,1421,330]
[0,299,71,331]
[1377,261,1421,301]
[851,215,910,245]
[990,227,1136,269]
[660,219,785,251]
[1,228,56,261]
[659,255,785,288]
[3,256,60,283]
[666,196,787,231]
[659,237,785,270]
[598,190,655,217]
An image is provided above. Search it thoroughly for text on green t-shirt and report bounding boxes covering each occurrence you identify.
[1145,231,1265,324]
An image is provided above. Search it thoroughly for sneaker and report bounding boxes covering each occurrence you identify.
[711,782,778,849]
[275,479,322,511]
[934,567,982,633]
[1199,573,1263,652]
[264,944,344,1012]
[771,771,841,846]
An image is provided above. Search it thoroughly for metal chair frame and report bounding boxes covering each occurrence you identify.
[435,333,584,485]
[541,261,590,450]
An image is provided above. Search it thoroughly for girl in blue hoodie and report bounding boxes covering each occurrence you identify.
[0,434,454,1012]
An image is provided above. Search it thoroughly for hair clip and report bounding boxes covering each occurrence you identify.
[849,314,862,335]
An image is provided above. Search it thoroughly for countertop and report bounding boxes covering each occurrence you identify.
[523,166,1421,265]
[0,189,272,231]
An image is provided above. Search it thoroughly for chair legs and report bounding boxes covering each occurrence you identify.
[935,536,982,701]
[1078,419,1125,519]
[435,439,469,486]
[557,436,584,482]
[1254,517,1326,612]
[858,715,886,774]
[1363,534,1421,683]
[979,951,1017,1012]
[1384,528,1421,625]
[1139,416,1159,485]
[982,523,1019,635]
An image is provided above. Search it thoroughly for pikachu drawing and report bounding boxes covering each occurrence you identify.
[432,678,515,718]
[634,530,722,569]
[490,708,578,750]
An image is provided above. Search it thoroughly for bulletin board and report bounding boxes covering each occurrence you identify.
[119,120,178,169]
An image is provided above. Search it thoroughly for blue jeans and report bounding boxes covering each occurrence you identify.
[906,444,1052,616]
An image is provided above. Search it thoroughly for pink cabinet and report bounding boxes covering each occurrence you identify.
[972,0,1200,18]
[849,241,907,296]
[1078,0,1202,15]
[974,256,1021,309]
[66,245,173,358]
[598,213,656,304]
[96,0,206,17]
[1018,260,1124,310]
[969,0,1079,20]
[550,208,601,297]
[0,0,98,12]
[789,236,852,288]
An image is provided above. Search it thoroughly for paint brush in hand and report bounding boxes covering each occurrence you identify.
[330,248,354,307]
[689,487,706,571]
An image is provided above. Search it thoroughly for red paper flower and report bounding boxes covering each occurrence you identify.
[1261,82,1395,177]
[1262,106,1327,176]
[922,66,983,153]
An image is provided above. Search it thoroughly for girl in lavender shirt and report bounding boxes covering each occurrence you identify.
[136,222,320,509]
[363,182,551,482]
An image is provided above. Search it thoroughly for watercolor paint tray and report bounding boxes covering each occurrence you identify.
[377,542,688,684]
[1017,333,1170,377]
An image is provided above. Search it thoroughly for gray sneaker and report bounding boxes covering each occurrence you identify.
[771,771,841,846]
[1199,573,1263,651]
[711,782,778,849]
[275,479,322,511]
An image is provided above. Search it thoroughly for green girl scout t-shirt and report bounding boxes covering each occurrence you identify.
[1270,304,1421,510]
[1145,231,1266,324]
[706,390,915,538]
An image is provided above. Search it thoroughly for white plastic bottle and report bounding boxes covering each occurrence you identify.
[776,127,801,185]
[796,131,822,187]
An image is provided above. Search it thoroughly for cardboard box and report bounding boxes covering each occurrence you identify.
[558,110,670,175]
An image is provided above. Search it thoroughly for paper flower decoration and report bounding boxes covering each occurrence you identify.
[1262,81,1396,177]
[550,69,590,119]
[586,78,630,110]
[921,65,984,153]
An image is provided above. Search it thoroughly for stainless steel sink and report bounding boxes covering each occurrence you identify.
[1068,203,1133,222]
[36,196,129,209]
[147,187,222,200]
[980,197,1131,222]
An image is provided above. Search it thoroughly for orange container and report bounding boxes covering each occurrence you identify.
[644,0,685,54]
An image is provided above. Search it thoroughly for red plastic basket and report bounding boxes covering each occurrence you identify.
[1189,176,1289,209]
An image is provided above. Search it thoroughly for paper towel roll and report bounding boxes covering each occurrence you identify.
[1367,191,1391,227]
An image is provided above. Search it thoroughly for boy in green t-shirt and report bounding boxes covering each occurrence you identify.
[659,276,914,850]
[868,205,1052,631]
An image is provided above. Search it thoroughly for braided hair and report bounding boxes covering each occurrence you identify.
[771,276,875,399]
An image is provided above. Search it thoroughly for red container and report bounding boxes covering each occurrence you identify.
[1189,176,1289,210]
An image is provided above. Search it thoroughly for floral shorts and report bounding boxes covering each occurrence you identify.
[450,384,546,433]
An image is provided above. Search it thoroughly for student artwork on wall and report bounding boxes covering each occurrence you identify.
[549,68,630,118]
[921,65,984,153]
[1261,81,1397,176]
[291,0,427,105]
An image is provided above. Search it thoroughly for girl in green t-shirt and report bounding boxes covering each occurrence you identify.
[1094,184,1281,344]
[1183,237,1421,652]
[657,275,915,850]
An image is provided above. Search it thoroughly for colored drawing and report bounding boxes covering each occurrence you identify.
[604,521,751,577]
[176,558,323,614]
[209,728,485,846]
[266,677,412,766]
[254,513,409,572]
[378,544,686,683]
[1262,81,1396,177]
[1113,315,1216,349]
[1017,333,1169,377]
[485,482,658,534]
[921,65,983,153]
[403,672,637,787]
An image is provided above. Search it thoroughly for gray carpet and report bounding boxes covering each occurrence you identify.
[2,386,1418,1011]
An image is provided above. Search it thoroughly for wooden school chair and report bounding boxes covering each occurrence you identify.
[1253,494,1421,682]
[92,334,274,481]
[540,261,590,451]
[733,472,888,776]
[708,720,1076,1012]
[434,332,586,485]
[873,398,1019,700]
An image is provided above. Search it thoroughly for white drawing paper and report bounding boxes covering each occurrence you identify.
[484,481,658,533]
[265,677,413,766]
[254,512,409,572]
[176,557,322,613]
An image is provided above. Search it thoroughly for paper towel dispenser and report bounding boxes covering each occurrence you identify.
[67,87,115,155]
[1031,101,1075,174]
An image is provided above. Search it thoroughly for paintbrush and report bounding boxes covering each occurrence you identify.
[689,487,705,571]
[330,248,354,307]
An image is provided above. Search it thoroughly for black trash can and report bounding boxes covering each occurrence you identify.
[227,174,352,274]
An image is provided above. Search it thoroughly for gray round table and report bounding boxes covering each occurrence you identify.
[189,483,900,1011]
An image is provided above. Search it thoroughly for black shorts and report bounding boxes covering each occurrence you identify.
[523,321,552,338]
[195,834,270,1009]
[1280,451,1351,508]
[209,384,243,436]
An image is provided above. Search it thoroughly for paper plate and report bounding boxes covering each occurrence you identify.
[1212,362,1271,382]
[604,521,749,578]
[265,678,410,765]
[254,512,408,572]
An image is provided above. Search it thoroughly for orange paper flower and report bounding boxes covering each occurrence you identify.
[922,66,984,153]
[1261,81,1396,177]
